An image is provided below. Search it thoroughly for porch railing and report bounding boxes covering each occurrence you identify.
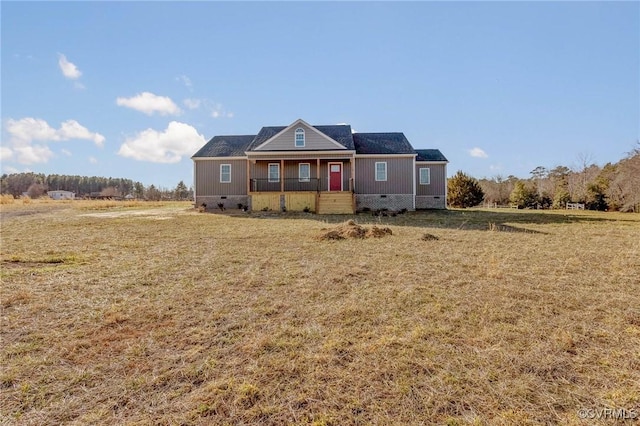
[250,178,321,192]
[250,178,354,192]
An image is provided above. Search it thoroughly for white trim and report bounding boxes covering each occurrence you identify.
[268,163,280,182]
[444,163,448,207]
[295,128,305,148]
[253,119,348,150]
[328,162,343,191]
[220,163,232,183]
[412,156,416,210]
[419,167,431,185]
[193,156,247,161]
[415,160,448,164]
[193,161,197,201]
[375,162,387,182]
[299,163,311,182]
[247,150,356,157]
[355,154,417,158]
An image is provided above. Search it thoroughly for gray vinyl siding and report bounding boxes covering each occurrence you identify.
[195,159,247,196]
[254,122,347,151]
[415,163,447,196]
[354,157,414,194]
[282,161,319,180]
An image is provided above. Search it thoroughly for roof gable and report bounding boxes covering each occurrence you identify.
[192,135,255,158]
[353,133,415,155]
[249,119,350,151]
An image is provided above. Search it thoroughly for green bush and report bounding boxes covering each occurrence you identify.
[447,171,484,208]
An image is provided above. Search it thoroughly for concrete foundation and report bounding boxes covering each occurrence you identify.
[355,194,414,212]
[415,195,446,209]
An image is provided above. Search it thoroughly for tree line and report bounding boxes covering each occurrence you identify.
[0,172,193,201]
[448,144,640,212]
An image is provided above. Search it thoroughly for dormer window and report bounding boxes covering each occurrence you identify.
[295,128,305,147]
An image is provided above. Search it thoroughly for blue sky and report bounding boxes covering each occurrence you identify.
[2,1,638,189]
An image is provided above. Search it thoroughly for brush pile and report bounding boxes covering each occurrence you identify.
[318,220,392,240]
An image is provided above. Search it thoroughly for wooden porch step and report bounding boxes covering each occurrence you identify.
[317,192,354,214]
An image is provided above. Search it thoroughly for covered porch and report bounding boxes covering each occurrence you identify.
[246,155,355,213]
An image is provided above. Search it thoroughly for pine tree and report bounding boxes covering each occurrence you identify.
[447,171,484,208]
[173,180,190,200]
[509,181,539,209]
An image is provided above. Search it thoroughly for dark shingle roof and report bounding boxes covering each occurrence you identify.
[246,126,286,150]
[312,125,355,150]
[352,133,415,155]
[415,149,448,162]
[246,124,355,150]
[192,124,446,158]
[192,135,255,158]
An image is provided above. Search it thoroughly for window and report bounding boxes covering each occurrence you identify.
[375,162,387,181]
[419,167,430,185]
[220,164,231,183]
[299,163,310,182]
[268,163,280,182]
[295,128,305,147]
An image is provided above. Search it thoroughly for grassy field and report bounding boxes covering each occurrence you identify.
[1,201,639,425]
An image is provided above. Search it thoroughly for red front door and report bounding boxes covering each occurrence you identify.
[329,163,342,191]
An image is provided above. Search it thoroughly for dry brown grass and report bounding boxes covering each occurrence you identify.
[0,194,16,205]
[1,204,639,425]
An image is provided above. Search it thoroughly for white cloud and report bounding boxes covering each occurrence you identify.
[489,164,502,171]
[469,147,488,158]
[58,120,105,147]
[1,146,14,161]
[116,92,181,116]
[177,75,193,91]
[210,103,233,119]
[89,156,98,164]
[3,117,105,164]
[58,54,82,80]
[74,81,86,90]
[13,145,54,165]
[183,98,201,110]
[2,165,21,174]
[117,121,205,164]
[61,149,72,156]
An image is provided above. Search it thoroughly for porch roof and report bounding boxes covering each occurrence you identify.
[247,151,356,160]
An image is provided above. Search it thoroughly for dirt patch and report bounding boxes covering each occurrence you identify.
[318,220,392,240]
[79,207,188,219]
[421,233,440,241]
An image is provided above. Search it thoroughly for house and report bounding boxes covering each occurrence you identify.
[47,190,75,200]
[191,119,448,214]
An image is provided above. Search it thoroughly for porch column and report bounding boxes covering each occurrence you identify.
[246,159,251,194]
[316,158,321,191]
[280,159,284,193]
[350,156,355,192]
